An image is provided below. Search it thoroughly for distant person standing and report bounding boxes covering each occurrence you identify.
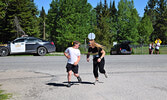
[155,40,160,54]
[87,40,107,84]
[64,41,82,87]
[149,43,152,54]
[149,42,154,54]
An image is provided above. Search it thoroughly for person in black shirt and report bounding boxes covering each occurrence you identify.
[87,40,107,83]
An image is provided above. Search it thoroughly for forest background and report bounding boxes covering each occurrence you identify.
[0,0,167,52]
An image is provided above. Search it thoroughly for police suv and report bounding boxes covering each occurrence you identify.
[0,36,56,56]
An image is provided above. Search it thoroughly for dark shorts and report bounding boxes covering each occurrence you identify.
[155,48,159,51]
[66,63,79,74]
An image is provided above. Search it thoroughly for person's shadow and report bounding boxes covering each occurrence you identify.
[46,83,67,87]
[46,81,95,87]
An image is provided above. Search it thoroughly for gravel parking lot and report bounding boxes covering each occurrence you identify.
[0,55,167,100]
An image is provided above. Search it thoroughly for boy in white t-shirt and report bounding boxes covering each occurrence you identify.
[64,41,82,87]
[155,41,160,54]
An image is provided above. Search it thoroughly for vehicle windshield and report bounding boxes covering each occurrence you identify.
[120,44,131,51]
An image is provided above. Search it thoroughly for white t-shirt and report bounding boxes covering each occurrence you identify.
[155,43,160,49]
[149,44,151,49]
[65,47,81,64]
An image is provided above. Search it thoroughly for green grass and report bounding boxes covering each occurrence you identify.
[45,52,64,56]
[158,47,167,54]
[132,46,167,55]
[0,85,12,100]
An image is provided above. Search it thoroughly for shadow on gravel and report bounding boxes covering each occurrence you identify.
[46,83,67,87]
[46,81,94,87]
[63,81,94,85]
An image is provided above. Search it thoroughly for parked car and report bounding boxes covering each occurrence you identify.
[110,41,132,55]
[0,36,56,56]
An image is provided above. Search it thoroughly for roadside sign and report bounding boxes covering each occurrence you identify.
[155,38,162,44]
[88,33,95,40]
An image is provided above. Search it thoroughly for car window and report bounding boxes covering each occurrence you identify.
[121,44,131,50]
[14,39,25,43]
[113,45,117,48]
[26,38,43,43]
[38,39,42,42]
[26,39,38,43]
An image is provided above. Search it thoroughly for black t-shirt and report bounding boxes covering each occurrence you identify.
[88,47,102,58]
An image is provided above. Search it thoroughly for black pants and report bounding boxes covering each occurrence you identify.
[93,58,106,78]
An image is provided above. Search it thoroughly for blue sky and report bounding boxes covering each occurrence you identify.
[34,0,148,17]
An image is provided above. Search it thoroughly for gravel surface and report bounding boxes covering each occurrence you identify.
[0,55,167,100]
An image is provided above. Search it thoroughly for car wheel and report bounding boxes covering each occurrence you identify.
[37,47,47,56]
[0,47,9,56]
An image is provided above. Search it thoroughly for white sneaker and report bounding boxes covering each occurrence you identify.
[94,80,99,85]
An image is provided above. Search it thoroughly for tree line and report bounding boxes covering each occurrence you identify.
[0,0,167,51]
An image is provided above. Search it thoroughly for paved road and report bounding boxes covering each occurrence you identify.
[0,55,167,100]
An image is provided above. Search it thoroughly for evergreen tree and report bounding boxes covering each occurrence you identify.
[23,0,40,37]
[117,0,130,42]
[145,0,167,43]
[0,0,8,43]
[144,0,157,42]
[128,0,140,43]
[95,0,103,28]
[109,0,117,22]
[0,0,7,20]
[153,0,167,44]
[145,0,157,26]
[95,16,111,49]
[102,0,109,17]
[138,13,154,44]
[46,0,60,42]
[39,6,46,40]
[0,0,40,42]
[109,0,117,43]
[145,0,157,25]
[117,0,139,43]
[95,0,112,49]
[47,0,92,51]
[90,8,97,33]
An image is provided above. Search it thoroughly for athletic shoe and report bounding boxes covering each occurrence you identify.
[67,82,71,87]
[104,73,108,78]
[94,80,99,85]
[77,76,82,82]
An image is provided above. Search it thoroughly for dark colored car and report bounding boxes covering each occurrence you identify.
[110,41,132,55]
[0,36,56,56]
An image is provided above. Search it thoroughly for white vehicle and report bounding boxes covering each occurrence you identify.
[0,37,56,56]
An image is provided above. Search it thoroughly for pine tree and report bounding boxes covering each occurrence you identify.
[47,0,92,51]
[138,13,153,44]
[128,0,140,43]
[0,0,40,42]
[145,0,157,25]
[145,0,167,43]
[109,0,117,22]
[109,0,117,43]
[0,0,7,20]
[117,0,139,43]
[95,0,112,49]
[46,0,60,42]
[0,0,8,43]
[39,6,46,40]
[144,0,157,42]
[95,0,103,28]
[153,0,167,44]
